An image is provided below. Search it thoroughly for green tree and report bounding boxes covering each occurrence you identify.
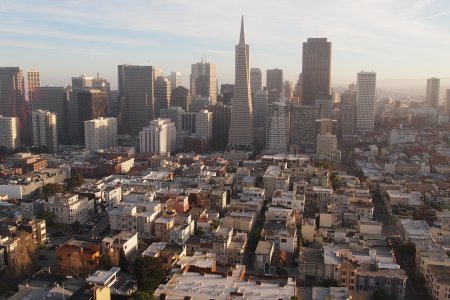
[134,256,164,292]
[119,249,128,272]
[65,173,85,192]
[98,254,113,270]
[43,183,65,197]
[131,291,155,300]
[39,211,55,227]
[373,289,391,300]
[330,173,341,191]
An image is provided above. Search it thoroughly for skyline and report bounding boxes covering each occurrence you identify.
[1,0,450,91]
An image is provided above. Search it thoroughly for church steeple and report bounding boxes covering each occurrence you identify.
[239,15,246,45]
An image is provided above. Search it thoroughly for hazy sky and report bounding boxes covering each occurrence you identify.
[1,0,450,89]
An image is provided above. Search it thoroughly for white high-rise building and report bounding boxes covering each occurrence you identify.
[195,110,212,144]
[266,99,289,153]
[139,118,176,155]
[356,71,376,133]
[32,110,58,153]
[426,77,440,109]
[250,68,262,92]
[168,72,181,91]
[84,117,117,153]
[0,116,20,149]
[227,16,253,152]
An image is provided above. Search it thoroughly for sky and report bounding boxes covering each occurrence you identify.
[1,0,450,91]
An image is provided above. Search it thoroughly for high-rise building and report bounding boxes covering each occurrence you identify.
[315,95,333,119]
[72,75,94,90]
[160,106,184,130]
[180,112,196,132]
[426,77,440,109]
[77,90,107,143]
[356,71,376,133]
[227,17,253,152]
[446,89,450,115]
[27,69,40,101]
[0,67,25,121]
[118,65,154,135]
[253,90,268,129]
[290,105,319,153]
[195,110,212,144]
[266,69,283,102]
[139,118,176,155]
[283,81,294,101]
[171,86,191,111]
[168,72,181,91]
[340,91,357,141]
[207,103,232,151]
[84,117,117,153]
[250,68,262,92]
[316,134,338,158]
[154,76,171,118]
[31,86,68,143]
[301,38,331,105]
[32,110,58,153]
[220,84,234,105]
[266,99,289,154]
[190,60,217,104]
[192,95,210,112]
[0,116,20,149]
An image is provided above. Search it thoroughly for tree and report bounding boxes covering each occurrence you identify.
[43,183,65,197]
[131,291,155,300]
[330,173,341,191]
[373,289,391,300]
[39,211,55,227]
[65,173,85,192]
[119,249,128,272]
[99,254,113,270]
[134,256,164,292]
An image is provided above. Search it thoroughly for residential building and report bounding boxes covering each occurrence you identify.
[84,117,118,153]
[44,194,94,224]
[227,17,253,152]
[426,77,440,109]
[139,118,176,155]
[102,231,138,258]
[0,116,20,149]
[266,99,290,154]
[255,240,275,274]
[31,110,57,152]
[195,109,212,144]
[340,91,357,141]
[356,71,376,133]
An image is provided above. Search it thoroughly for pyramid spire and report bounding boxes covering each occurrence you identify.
[239,15,245,45]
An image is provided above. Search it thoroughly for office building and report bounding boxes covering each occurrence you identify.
[118,65,154,135]
[253,90,268,129]
[227,17,254,152]
[294,74,302,105]
[160,106,184,129]
[356,71,376,133]
[315,94,333,119]
[290,105,320,153]
[446,89,450,114]
[84,117,118,153]
[154,76,171,118]
[171,86,191,111]
[250,68,262,92]
[77,90,107,143]
[266,69,283,102]
[301,38,332,105]
[26,69,40,101]
[32,110,58,153]
[426,77,440,109]
[195,110,213,144]
[316,134,338,158]
[207,103,232,151]
[190,60,217,103]
[72,74,94,90]
[220,84,234,105]
[0,116,20,149]
[168,72,181,91]
[340,91,357,141]
[0,67,25,120]
[92,74,111,93]
[192,95,210,112]
[266,99,289,154]
[283,81,294,101]
[31,86,68,143]
[180,112,196,132]
[139,118,176,155]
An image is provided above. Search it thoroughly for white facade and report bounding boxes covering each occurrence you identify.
[389,127,416,145]
[266,99,289,154]
[44,194,94,224]
[356,71,376,132]
[84,117,117,153]
[32,110,58,152]
[0,116,20,149]
[250,68,262,92]
[168,72,181,90]
[195,109,212,143]
[139,118,176,155]
[316,134,337,157]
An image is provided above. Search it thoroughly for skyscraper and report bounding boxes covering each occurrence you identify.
[266,99,290,154]
[139,118,176,155]
[168,72,181,91]
[118,65,154,135]
[0,67,25,121]
[72,74,94,90]
[446,89,450,114]
[0,116,20,149]
[27,69,40,101]
[283,81,294,101]
[171,86,191,111]
[356,71,376,133]
[250,68,262,92]
[32,110,58,153]
[154,76,171,118]
[253,90,268,129]
[192,95,210,112]
[190,60,217,104]
[195,109,213,144]
[77,90,107,143]
[266,69,283,102]
[301,38,332,105]
[340,91,357,141]
[315,95,333,119]
[31,86,68,143]
[290,105,320,154]
[227,17,253,152]
[207,103,232,151]
[426,77,440,109]
[84,117,117,153]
